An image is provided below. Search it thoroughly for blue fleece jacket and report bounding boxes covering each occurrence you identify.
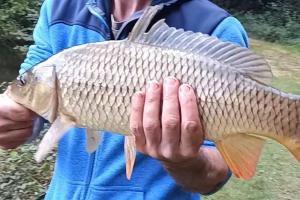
[21,0,248,199]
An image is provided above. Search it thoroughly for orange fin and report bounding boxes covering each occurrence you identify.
[216,134,265,180]
[124,135,136,180]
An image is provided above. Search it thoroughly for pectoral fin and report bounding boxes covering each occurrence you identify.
[124,135,136,180]
[215,134,266,180]
[86,128,101,153]
[35,116,74,162]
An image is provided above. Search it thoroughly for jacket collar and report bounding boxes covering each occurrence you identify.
[85,0,182,39]
[151,0,181,6]
[86,0,181,19]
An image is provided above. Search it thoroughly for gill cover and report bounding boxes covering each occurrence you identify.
[7,64,58,122]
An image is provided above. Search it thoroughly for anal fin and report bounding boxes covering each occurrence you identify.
[85,128,101,153]
[215,134,265,180]
[124,135,137,180]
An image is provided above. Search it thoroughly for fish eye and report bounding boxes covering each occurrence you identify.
[16,74,27,87]
[33,75,40,82]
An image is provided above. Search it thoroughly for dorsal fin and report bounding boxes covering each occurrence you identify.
[128,5,163,41]
[129,6,272,85]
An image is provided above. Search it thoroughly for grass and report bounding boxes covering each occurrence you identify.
[0,143,54,199]
[204,39,300,200]
[250,39,300,94]
[204,141,300,200]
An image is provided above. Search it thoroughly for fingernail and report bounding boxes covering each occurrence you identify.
[164,77,178,85]
[180,84,191,93]
[148,80,159,91]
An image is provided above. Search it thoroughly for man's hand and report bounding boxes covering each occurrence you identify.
[0,95,36,149]
[130,77,229,194]
[130,77,203,162]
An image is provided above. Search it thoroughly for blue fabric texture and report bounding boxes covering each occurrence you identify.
[21,0,248,199]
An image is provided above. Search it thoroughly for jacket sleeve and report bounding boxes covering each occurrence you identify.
[211,16,249,48]
[20,0,53,74]
[23,0,53,142]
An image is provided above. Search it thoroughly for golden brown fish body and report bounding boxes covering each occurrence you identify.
[5,6,300,180]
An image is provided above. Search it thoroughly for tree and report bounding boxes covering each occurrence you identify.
[0,0,41,55]
[212,0,264,11]
[213,0,300,44]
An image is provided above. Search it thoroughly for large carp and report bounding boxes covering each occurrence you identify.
[5,6,300,180]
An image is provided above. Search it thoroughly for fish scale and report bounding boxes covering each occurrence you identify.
[5,5,300,180]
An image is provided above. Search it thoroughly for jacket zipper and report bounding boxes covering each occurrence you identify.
[82,152,96,199]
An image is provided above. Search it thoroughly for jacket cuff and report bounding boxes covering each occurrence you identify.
[26,117,47,143]
[202,170,232,196]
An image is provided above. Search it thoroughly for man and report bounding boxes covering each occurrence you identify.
[0,0,248,199]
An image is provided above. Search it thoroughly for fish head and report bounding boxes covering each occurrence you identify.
[6,63,58,122]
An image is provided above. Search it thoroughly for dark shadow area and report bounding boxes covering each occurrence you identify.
[0,44,22,81]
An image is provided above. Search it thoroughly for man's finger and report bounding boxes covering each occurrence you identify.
[161,77,180,158]
[178,84,203,156]
[0,118,33,131]
[130,91,146,151]
[143,81,162,154]
[0,141,27,150]
[0,127,33,143]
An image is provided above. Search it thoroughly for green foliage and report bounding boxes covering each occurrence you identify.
[0,0,41,54]
[235,1,300,45]
[212,0,265,11]
[0,0,299,54]
[212,0,300,46]
[0,142,54,200]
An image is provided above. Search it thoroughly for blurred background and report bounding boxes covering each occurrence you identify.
[0,0,299,199]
